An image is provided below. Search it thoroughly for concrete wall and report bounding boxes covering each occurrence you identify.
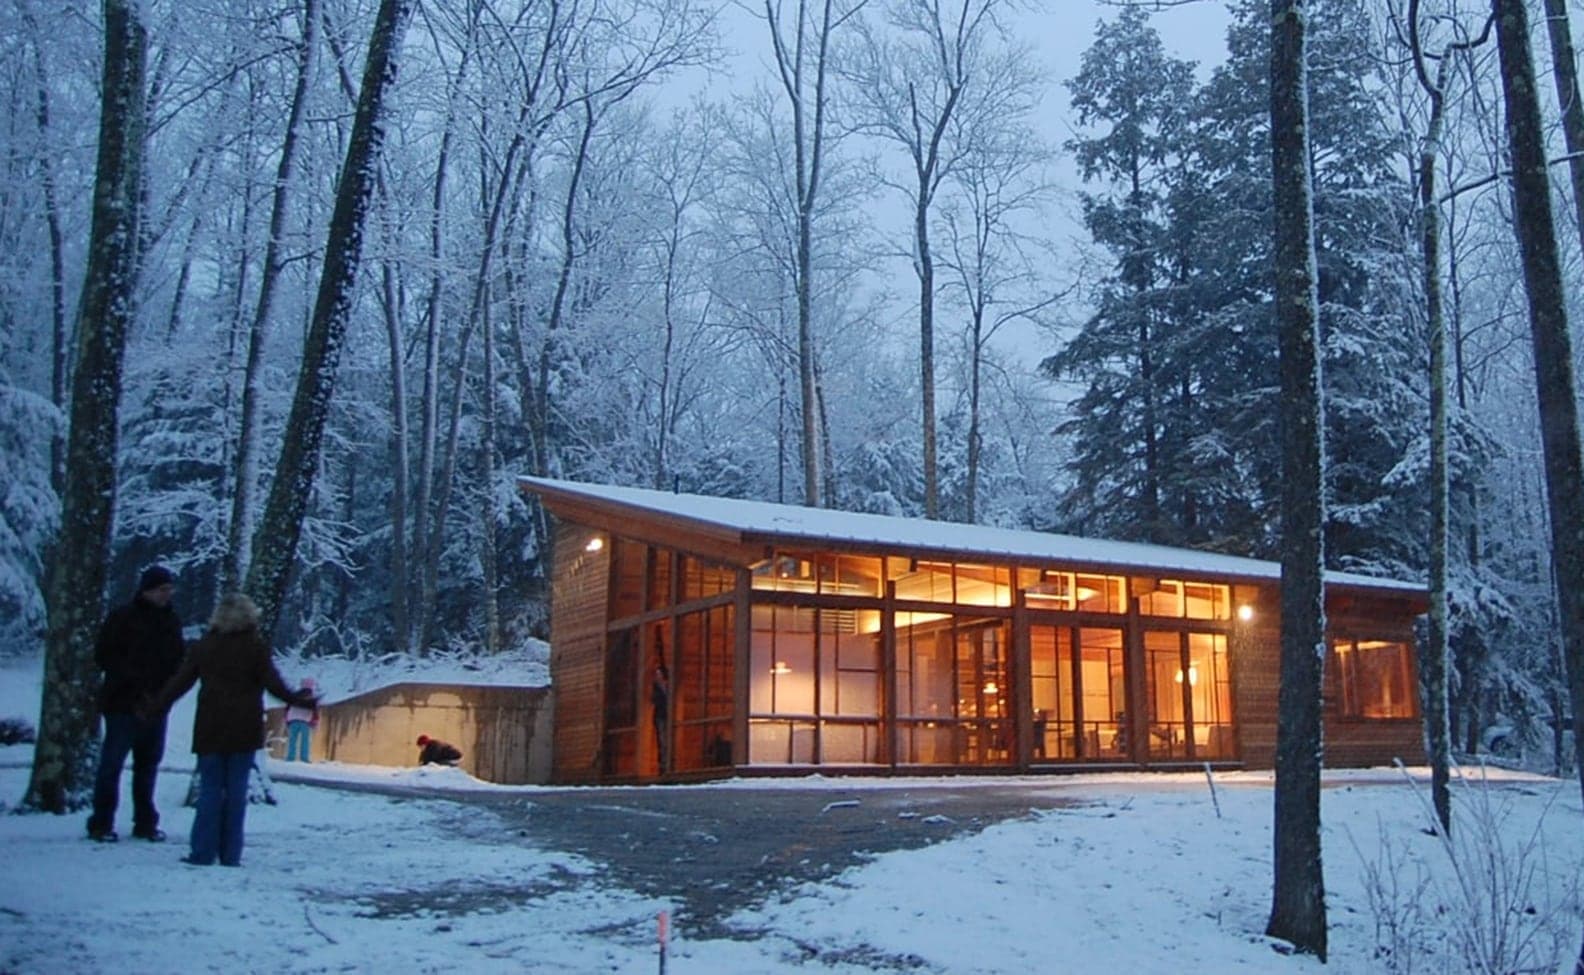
[268,683,554,784]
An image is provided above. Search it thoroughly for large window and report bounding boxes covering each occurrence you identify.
[1136,579,1231,620]
[1020,570,1126,613]
[895,615,1011,765]
[1334,637,1417,719]
[1143,630,1235,760]
[748,603,884,765]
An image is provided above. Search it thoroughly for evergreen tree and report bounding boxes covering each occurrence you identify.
[1044,6,1197,544]
[1051,0,1423,573]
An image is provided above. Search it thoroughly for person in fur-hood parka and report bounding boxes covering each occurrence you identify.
[146,592,317,866]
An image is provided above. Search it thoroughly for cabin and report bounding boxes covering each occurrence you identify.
[519,477,1427,784]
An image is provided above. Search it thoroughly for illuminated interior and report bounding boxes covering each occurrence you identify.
[1333,637,1417,719]
[595,537,1407,777]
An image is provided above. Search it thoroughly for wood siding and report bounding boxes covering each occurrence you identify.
[549,518,613,783]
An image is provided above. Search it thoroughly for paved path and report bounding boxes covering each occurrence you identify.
[365,781,1085,940]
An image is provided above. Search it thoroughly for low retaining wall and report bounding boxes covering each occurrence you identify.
[267,683,553,784]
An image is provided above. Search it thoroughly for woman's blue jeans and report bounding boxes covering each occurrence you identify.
[190,752,253,865]
[286,720,312,761]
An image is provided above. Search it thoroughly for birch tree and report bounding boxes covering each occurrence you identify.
[24,0,148,813]
[221,0,321,591]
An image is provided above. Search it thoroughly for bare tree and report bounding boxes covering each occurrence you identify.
[845,0,1004,517]
[244,0,415,637]
[1402,0,1492,838]
[23,0,148,813]
[221,0,321,591]
[1540,0,1584,260]
[940,121,1058,521]
[757,0,867,506]
[1265,0,1328,959]
[1488,1,1584,969]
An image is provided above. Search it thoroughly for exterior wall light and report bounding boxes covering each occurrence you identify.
[1237,604,1254,622]
[585,536,605,553]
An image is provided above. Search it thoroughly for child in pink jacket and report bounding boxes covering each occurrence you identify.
[284,678,318,762]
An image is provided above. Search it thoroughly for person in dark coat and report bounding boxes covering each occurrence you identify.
[415,735,462,766]
[146,592,315,867]
[87,565,185,843]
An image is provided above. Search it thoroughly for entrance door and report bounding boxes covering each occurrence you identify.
[1030,625,1126,760]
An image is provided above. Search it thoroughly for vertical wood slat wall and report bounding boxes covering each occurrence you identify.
[549,519,612,783]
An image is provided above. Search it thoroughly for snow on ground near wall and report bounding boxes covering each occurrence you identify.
[2,652,1582,974]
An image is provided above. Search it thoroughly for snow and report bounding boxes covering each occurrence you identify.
[3,651,1581,974]
[520,476,1425,595]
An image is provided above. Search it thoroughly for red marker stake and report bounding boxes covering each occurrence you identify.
[658,910,669,975]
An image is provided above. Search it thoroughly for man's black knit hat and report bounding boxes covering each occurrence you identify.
[138,565,175,592]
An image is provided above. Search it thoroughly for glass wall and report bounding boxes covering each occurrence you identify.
[654,542,1267,773]
[673,605,735,771]
[601,628,639,776]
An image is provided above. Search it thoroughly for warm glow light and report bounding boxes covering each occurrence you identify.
[584,537,604,552]
[1174,666,1199,686]
[1074,586,1099,602]
[982,681,1000,696]
[1236,604,1254,622]
[771,661,792,675]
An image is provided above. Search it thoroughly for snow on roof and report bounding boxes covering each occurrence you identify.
[519,477,1423,596]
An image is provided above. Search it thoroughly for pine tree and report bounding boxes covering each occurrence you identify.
[1044,6,1196,544]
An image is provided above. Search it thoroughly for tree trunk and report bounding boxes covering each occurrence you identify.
[1541,0,1584,260]
[24,0,148,814]
[966,303,985,522]
[918,186,937,519]
[244,0,414,637]
[1408,0,1465,836]
[379,254,410,654]
[223,0,320,591]
[410,6,476,655]
[19,6,70,495]
[1265,0,1328,960]
[1490,19,1584,975]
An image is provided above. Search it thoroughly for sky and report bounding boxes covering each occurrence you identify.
[3,648,1581,974]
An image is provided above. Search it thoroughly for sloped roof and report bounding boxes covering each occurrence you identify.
[519,476,1425,598]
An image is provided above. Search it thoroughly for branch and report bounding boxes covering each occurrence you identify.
[1441,149,1584,203]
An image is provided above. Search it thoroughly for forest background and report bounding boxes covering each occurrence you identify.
[0,0,1578,769]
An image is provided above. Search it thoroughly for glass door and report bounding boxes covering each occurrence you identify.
[1030,625,1125,761]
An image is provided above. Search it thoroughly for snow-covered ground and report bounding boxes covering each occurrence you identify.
[2,650,1581,974]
